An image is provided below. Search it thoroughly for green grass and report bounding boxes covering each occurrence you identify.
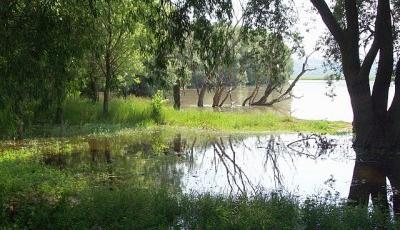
[164,107,349,134]
[0,148,397,229]
[63,96,156,126]
[28,96,349,138]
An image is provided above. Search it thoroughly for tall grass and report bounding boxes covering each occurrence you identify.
[12,96,349,139]
[63,96,158,126]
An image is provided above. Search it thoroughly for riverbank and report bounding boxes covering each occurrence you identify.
[11,97,350,139]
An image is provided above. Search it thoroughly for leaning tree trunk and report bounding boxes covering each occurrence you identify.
[251,83,277,106]
[242,85,259,106]
[212,87,225,107]
[219,87,235,107]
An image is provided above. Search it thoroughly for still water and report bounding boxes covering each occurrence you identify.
[180,80,396,122]
[4,130,358,199]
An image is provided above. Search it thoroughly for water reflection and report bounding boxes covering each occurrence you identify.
[19,130,400,215]
[348,151,400,217]
[181,134,354,196]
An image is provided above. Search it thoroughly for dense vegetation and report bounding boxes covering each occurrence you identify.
[0,0,308,139]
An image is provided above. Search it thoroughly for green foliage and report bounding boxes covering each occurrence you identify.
[241,30,293,87]
[150,90,166,124]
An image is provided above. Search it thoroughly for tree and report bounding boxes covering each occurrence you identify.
[155,0,234,108]
[240,31,294,106]
[88,0,148,115]
[310,0,400,148]
[239,0,305,107]
[310,0,400,212]
[0,0,90,138]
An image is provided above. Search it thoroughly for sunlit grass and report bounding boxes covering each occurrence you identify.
[63,96,155,126]
[164,107,349,134]
[21,96,350,138]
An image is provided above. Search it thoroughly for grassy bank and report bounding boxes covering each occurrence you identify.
[23,96,349,138]
[0,147,396,229]
[164,108,348,134]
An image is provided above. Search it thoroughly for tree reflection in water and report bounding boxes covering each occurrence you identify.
[38,131,400,217]
[348,150,400,218]
[195,134,343,196]
[211,137,256,195]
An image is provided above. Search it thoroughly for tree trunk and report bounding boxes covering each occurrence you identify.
[15,99,24,140]
[103,50,111,115]
[242,85,259,106]
[219,87,235,107]
[212,87,225,107]
[17,118,24,141]
[344,68,375,148]
[197,85,207,107]
[173,79,181,110]
[88,52,99,103]
[252,83,277,106]
[55,105,64,125]
[55,105,65,137]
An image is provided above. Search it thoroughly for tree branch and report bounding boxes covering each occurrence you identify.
[310,0,345,46]
[359,39,379,77]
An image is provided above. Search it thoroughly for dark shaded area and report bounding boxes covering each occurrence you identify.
[348,150,400,218]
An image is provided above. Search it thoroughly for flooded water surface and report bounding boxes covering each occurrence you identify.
[4,130,360,199]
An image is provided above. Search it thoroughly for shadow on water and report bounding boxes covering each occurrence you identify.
[348,149,400,218]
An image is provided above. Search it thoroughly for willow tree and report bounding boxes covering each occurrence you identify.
[240,0,304,107]
[241,31,293,106]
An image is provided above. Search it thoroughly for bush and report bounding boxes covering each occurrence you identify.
[150,90,166,124]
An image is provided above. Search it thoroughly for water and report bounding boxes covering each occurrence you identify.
[4,130,357,199]
[178,134,355,197]
[180,80,396,122]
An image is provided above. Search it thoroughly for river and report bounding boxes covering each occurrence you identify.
[180,80,396,122]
